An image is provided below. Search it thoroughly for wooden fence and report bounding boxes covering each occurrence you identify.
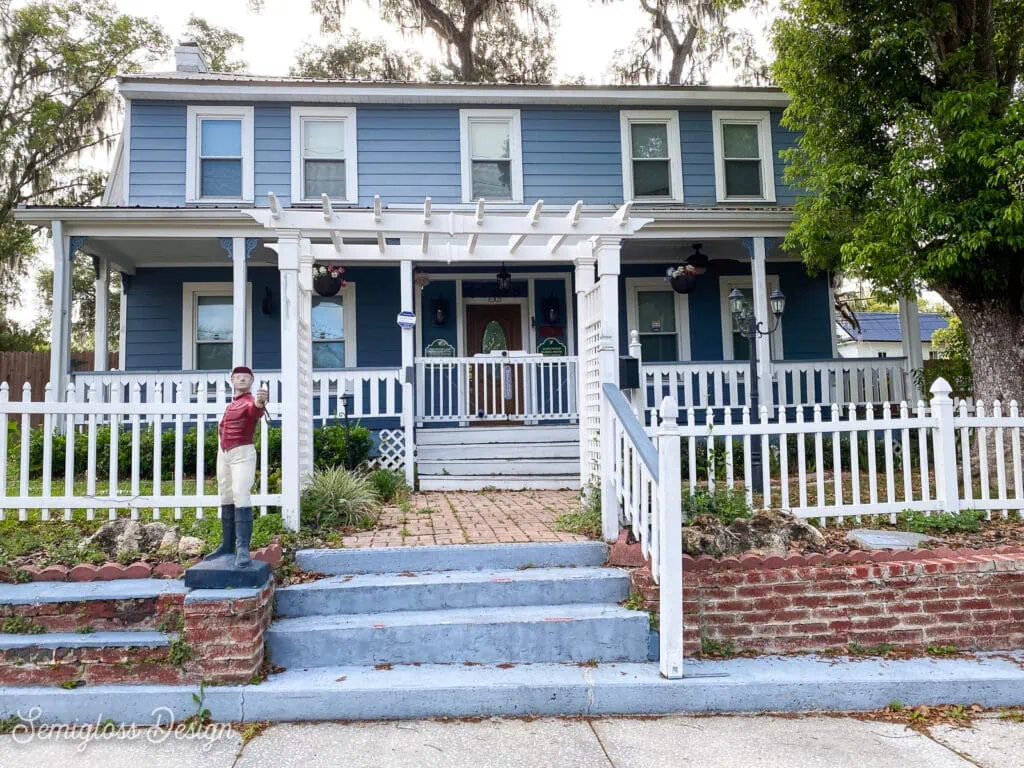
[0,351,118,416]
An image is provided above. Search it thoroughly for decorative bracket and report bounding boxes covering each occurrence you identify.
[69,236,87,261]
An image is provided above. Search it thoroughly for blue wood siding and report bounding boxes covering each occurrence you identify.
[124,265,400,371]
[521,108,622,204]
[128,101,187,206]
[126,99,801,208]
[618,261,831,361]
[357,107,461,205]
[254,105,291,207]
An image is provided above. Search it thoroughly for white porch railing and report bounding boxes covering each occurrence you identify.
[641,357,911,421]
[0,381,281,519]
[71,368,404,424]
[414,355,577,424]
[604,383,683,679]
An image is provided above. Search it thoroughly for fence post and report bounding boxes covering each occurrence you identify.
[627,329,643,415]
[657,395,683,679]
[599,333,619,541]
[930,377,959,513]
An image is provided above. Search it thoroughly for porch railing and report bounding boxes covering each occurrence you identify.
[71,367,404,424]
[415,355,578,424]
[604,383,683,678]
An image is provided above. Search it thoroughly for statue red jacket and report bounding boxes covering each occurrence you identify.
[218,392,264,451]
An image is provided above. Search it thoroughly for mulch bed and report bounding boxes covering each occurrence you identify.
[814,516,1024,555]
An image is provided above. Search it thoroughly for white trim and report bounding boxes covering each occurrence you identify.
[119,79,792,108]
[290,106,358,205]
[718,274,783,360]
[527,278,537,352]
[122,99,131,206]
[185,105,254,204]
[625,277,690,362]
[461,297,530,356]
[459,109,523,203]
[311,282,357,367]
[711,110,776,203]
[181,281,253,369]
[619,110,683,203]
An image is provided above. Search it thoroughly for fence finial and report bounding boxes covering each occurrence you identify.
[929,376,952,398]
[659,395,678,426]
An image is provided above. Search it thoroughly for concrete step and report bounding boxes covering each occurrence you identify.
[0,631,172,652]
[264,603,650,668]
[0,579,187,607]
[296,542,608,575]
[418,475,580,491]
[417,457,580,476]
[275,567,631,617]
[417,425,578,445]
[416,441,580,461]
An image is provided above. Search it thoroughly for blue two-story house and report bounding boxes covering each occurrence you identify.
[17,42,923,494]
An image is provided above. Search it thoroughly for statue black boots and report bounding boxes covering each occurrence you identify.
[234,506,254,568]
[208,504,236,559]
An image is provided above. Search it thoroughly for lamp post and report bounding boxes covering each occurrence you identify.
[729,286,786,494]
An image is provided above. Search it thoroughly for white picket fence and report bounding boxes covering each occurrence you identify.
[0,381,282,520]
[604,382,683,679]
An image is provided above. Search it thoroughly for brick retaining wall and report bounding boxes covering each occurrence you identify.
[628,550,1024,656]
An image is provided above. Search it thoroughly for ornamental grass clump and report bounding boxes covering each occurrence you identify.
[300,467,380,530]
[369,468,409,504]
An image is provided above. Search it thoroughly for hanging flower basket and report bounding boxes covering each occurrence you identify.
[667,265,698,294]
[313,264,346,296]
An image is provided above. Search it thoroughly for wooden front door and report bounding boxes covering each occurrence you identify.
[465,304,524,421]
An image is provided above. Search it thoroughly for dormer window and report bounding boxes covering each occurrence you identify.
[619,111,683,202]
[712,110,776,202]
[459,109,523,203]
[291,107,358,204]
[185,106,254,203]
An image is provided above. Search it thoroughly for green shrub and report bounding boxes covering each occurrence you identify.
[313,424,373,470]
[897,509,984,534]
[555,481,602,538]
[681,487,752,524]
[369,468,408,504]
[300,467,379,529]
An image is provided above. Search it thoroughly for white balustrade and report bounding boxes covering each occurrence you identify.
[415,355,578,424]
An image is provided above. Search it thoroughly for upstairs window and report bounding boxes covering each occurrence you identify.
[620,111,683,202]
[460,109,523,203]
[291,107,358,204]
[186,106,254,203]
[712,111,776,202]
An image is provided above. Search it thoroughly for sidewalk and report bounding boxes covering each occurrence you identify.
[2,714,1021,767]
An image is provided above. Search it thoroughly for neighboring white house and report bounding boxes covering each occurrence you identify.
[837,311,948,359]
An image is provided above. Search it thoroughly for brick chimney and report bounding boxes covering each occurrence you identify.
[174,42,208,73]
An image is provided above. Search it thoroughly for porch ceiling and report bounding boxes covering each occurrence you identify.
[82,237,279,272]
[620,238,791,263]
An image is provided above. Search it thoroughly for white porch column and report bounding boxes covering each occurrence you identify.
[595,236,622,543]
[750,237,775,415]
[48,221,69,401]
[574,248,596,490]
[276,231,301,531]
[93,256,109,372]
[898,295,924,401]
[231,236,247,367]
[399,259,415,486]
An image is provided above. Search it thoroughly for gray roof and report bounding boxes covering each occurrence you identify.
[839,312,949,343]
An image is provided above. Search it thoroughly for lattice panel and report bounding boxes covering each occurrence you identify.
[371,428,406,473]
[580,282,603,486]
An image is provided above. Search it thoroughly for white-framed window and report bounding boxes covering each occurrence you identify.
[459,109,523,203]
[619,110,683,202]
[311,283,357,368]
[181,282,253,370]
[185,106,254,203]
[290,106,358,205]
[718,275,784,361]
[625,277,690,363]
[711,110,776,202]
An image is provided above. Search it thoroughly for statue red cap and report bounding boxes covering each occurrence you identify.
[231,365,254,377]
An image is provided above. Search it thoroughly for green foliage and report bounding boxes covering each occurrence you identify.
[182,15,246,73]
[681,487,752,524]
[773,0,1024,400]
[1,615,46,634]
[699,636,736,657]
[555,482,602,538]
[300,467,380,530]
[897,509,984,535]
[168,638,195,667]
[926,644,959,657]
[292,32,425,80]
[313,424,372,471]
[847,641,895,657]
[368,468,408,504]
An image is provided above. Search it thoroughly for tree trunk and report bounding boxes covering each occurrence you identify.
[945,292,1024,406]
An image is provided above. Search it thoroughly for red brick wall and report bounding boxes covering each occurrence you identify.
[0,580,274,687]
[630,552,1024,656]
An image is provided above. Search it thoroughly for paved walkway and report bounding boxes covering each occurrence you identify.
[341,490,589,547]
[2,715,1021,767]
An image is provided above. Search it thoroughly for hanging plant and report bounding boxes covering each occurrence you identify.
[666,265,699,294]
[313,264,346,296]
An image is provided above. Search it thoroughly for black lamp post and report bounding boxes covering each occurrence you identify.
[729,286,786,493]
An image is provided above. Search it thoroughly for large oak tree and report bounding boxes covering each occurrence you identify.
[774,0,1024,403]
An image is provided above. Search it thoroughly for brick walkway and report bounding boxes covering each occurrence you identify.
[341,490,590,548]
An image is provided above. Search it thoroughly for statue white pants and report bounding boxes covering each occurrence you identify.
[216,444,257,507]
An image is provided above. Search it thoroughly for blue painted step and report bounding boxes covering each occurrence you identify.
[0,631,172,651]
[275,567,631,617]
[265,603,649,667]
[295,541,608,576]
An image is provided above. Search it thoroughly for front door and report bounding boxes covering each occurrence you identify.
[465,304,524,421]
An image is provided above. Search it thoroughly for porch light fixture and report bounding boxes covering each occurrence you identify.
[542,295,560,324]
[432,297,449,326]
[496,263,512,294]
[769,287,787,317]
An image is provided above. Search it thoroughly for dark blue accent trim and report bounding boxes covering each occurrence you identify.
[603,382,659,482]
[69,236,87,260]
[739,238,754,258]
[245,238,260,258]
[218,237,233,257]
